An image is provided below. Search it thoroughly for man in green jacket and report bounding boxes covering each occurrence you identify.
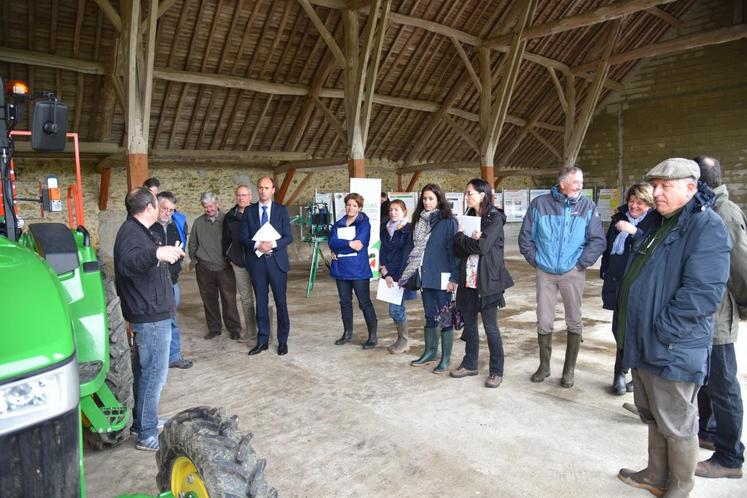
[694,155,746,479]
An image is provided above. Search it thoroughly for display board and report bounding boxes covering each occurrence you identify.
[494,192,503,209]
[529,189,550,202]
[388,192,418,222]
[350,178,382,278]
[445,192,465,215]
[333,192,348,222]
[596,188,620,221]
[503,189,529,222]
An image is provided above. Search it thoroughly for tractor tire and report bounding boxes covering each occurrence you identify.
[84,264,134,449]
[156,406,277,498]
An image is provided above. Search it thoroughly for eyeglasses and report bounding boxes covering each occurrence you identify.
[464,191,480,196]
[159,207,175,213]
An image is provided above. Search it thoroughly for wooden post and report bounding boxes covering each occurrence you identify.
[98,166,112,210]
[276,168,296,204]
[481,165,495,186]
[396,174,402,191]
[348,158,365,178]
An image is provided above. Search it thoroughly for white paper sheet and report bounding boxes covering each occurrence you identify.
[457,215,482,237]
[252,222,282,242]
[376,278,404,305]
[441,273,451,290]
[336,226,356,241]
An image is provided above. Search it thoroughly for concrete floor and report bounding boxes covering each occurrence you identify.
[84,252,747,497]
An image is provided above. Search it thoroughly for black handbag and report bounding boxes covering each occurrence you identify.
[403,268,422,291]
[438,297,464,330]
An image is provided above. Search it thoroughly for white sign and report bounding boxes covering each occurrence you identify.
[503,189,529,222]
[350,178,382,278]
[333,192,348,222]
[445,192,465,215]
[597,188,620,221]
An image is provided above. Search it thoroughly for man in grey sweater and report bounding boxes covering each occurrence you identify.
[188,191,242,339]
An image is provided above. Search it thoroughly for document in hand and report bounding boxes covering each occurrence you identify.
[336,226,356,241]
[456,215,481,236]
[376,278,404,305]
[252,222,282,242]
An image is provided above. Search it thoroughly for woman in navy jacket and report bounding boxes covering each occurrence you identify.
[329,193,378,349]
[600,183,658,395]
[380,199,416,354]
[398,184,458,374]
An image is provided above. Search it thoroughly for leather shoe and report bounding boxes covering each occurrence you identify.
[695,458,743,478]
[247,343,268,355]
[204,331,221,340]
[277,343,288,356]
[699,437,716,451]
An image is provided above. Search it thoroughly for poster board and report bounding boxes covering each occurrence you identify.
[388,192,418,222]
[333,192,348,222]
[581,187,595,201]
[596,188,620,221]
[350,178,382,278]
[314,192,333,212]
[445,192,465,215]
[503,189,529,222]
[494,192,503,209]
[529,189,551,202]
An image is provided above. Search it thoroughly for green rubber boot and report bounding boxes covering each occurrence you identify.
[432,329,454,374]
[411,327,439,367]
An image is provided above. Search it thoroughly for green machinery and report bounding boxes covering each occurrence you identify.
[290,201,333,297]
[0,78,276,497]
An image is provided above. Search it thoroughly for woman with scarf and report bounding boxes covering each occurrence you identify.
[380,199,416,354]
[329,193,378,349]
[450,179,514,388]
[398,184,458,374]
[600,183,659,395]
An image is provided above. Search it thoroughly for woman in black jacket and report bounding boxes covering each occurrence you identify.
[600,182,658,395]
[450,179,514,388]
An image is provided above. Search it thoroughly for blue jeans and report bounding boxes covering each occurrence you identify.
[132,319,171,441]
[336,279,377,332]
[698,343,744,468]
[421,288,452,330]
[388,303,406,324]
[459,303,504,376]
[169,283,182,363]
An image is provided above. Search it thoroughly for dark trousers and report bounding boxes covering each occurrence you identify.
[611,311,626,374]
[459,304,504,376]
[698,343,745,468]
[251,255,290,345]
[421,288,452,330]
[335,279,377,332]
[195,263,242,335]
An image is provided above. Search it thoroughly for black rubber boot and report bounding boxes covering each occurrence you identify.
[530,334,552,382]
[335,330,352,345]
[560,332,582,388]
[612,371,627,396]
[362,321,378,349]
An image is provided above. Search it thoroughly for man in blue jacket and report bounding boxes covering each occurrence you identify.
[616,158,731,497]
[518,166,606,388]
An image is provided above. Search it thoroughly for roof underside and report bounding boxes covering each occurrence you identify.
[1,0,699,170]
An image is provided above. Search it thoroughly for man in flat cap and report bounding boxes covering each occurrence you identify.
[617,158,731,497]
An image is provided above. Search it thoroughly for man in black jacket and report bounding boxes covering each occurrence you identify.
[114,187,184,451]
[151,191,193,369]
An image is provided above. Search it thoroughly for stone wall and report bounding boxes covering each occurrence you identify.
[578,0,747,211]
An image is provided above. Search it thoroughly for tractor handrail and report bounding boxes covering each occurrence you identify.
[9,131,85,228]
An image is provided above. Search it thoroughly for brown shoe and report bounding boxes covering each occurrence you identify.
[485,374,503,388]
[204,331,221,339]
[617,468,666,497]
[450,367,478,378]
[695,458,743,479]
[698,437,715,452]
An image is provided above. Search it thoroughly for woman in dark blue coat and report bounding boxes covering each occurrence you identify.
[329,193,378,349]
[398,183,458,374]
[380,199,416,354]
[600,183,658,395]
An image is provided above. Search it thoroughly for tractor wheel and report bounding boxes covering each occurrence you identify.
[156,406,277,498]
[84,265,135,449]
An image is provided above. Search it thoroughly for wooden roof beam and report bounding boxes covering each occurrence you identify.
[483,0,677,49]
[298,0,347,67]
[573,24,747,74]
[274,156,349,174]
[645,6,683,28]
[92,0,122,32]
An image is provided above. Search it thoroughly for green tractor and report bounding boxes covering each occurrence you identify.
[0,79,276,497]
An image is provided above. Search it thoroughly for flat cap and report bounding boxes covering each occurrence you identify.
[645,158,700,181]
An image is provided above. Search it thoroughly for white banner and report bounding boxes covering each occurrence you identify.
[350,178,382,278]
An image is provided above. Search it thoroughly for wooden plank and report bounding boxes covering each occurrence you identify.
[483,0,676,48]
[298,0,347,67]
[450,37,481,92]
[0,47,106,74]
[92,0,122,32]
[573,24,747,74]
[565,19,622,166]
[286,173,315,205]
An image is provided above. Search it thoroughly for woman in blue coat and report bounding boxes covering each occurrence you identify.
[329,193,378,349]
[398,183,458,374]
[380,199,416,354]
[600,183,658,395]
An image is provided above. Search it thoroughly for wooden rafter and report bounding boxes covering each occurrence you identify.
[92,0,122,32]
[547,66,567,112]
[298,0,347,67]
[450,37,481,93]
[565,19,622,166]
[483,0,677,49]
[529,129,562,161]
[276,169,296,204]
[645,6,683,27]
[313,96,347,144]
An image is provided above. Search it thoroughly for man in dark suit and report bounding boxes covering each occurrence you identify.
[240,176,293,355]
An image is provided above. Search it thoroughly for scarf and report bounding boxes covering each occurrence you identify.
[386,219,406,238]
[611,210,649,255]
[399,209,435,285]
